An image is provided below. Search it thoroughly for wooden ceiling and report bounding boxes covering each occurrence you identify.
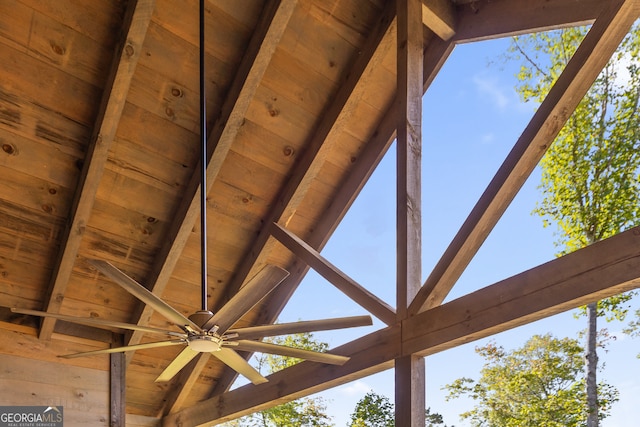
[0,0,639,426]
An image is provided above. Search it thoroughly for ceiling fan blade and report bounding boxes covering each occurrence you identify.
[231,340,350,365]
[203,265,289,333]
[213,347,268,385]
[89,259,201,332]
[59,339,185,359]
[155,347,199,382]
[11,308,186,338]
[226,315,373,340]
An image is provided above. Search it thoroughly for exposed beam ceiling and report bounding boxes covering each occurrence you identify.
[3,0,637,424]
[164,2,637,417]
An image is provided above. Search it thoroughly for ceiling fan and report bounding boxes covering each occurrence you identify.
[11,0,373,385]
[12,260,371,384]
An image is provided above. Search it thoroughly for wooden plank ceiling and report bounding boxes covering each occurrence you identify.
[0,0,638,425]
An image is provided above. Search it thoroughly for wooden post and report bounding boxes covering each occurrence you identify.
[396,0,425,425]
[110,334,126,427]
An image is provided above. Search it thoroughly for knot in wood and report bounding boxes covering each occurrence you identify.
[282,145,294,157]
[124,43,135,58]
[2,143,16,155]
[50,42,65,56]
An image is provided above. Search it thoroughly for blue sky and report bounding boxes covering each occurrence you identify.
[276,36,640,426]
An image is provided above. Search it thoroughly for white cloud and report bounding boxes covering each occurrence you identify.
[472,74,511,110]
[338,380,371,396]
[481,132,495,144]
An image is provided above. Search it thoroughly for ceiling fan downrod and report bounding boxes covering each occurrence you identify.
[199,0,208,313]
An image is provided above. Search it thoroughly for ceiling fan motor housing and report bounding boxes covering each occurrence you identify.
[189,310,216,329]
[188,334,222,353]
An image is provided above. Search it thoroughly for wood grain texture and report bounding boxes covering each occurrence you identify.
[395,1,425,425]
[1,0,639,424]
[40,0,156,340]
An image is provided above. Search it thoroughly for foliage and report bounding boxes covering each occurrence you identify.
[507,24,640,426]
[256,333,329,373]
[224,332,334,427]
[348,391,394,427]
[425,407,453,427]
[444,334,619,427]
[347,390,451,427]
[509,24,640,310]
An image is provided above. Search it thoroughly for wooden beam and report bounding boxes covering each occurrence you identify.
[421,0,456,40]
[270,223,396,325]
[110,336,126,427]
[453,0,606,43]
[163,227,640,426]
[395,355,425,426]
[38,0,155,340]
[132,0,298,410]
[397,0,424,320]
[403,226,640,356]
[409,0,640,315]
[396,0,425,425]
[235,35,455,375]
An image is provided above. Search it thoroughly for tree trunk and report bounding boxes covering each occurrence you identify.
[585,301,599,427]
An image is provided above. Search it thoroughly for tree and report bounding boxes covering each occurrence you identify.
[225,332,334,427]
[425,407,452,427]
[347,391,451,427]
[348,391,394,427]
[508,23,640,426]
[444,334,619,427]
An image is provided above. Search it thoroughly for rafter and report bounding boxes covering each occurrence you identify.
[270,222,396,325]
[421,0,456,40]
[454,0,607,43]
[163,226,640,426]
[144,0,298,413]
[39,0,156,340]
[409,0,640,315]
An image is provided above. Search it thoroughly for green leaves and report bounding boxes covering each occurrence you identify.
[513,24,640,319]
[225,332,334,427]
[444,335,619,427]
[348,391,451,427]
[348,391,395,427]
